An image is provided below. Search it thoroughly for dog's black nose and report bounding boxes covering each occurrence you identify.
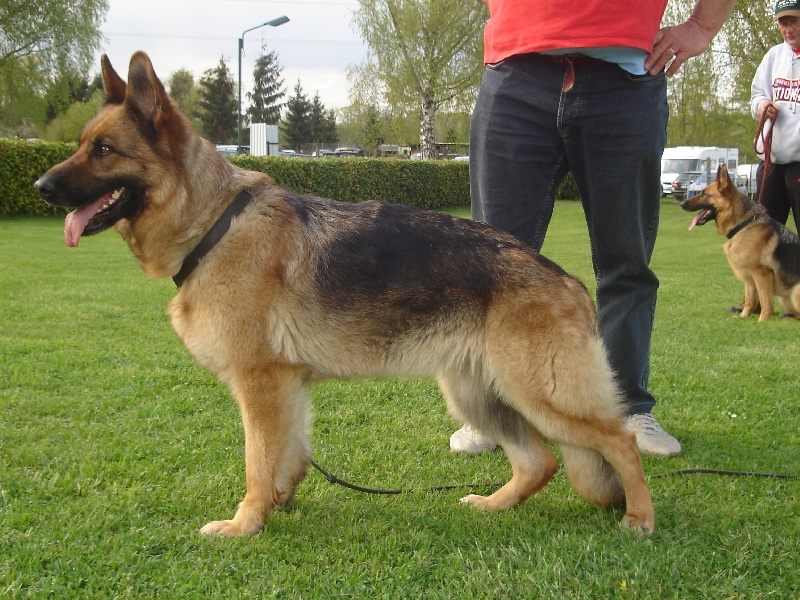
[34,176,54,198]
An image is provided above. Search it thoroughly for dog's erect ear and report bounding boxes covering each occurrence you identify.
[125,51,172,130]
[717,164,733,190]
[101,54,127,104]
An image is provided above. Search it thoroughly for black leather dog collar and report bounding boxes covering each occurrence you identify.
[726,214,759,240]
[173,190,254,287]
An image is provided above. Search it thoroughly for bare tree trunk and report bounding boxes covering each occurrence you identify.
[420,91,436,159]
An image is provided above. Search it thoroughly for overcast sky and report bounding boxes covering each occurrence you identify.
[96,0,368,109]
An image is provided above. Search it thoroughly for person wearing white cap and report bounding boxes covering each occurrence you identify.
[750,0,800,235]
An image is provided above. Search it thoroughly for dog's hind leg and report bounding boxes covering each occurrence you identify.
[485,316,655,535]
[528,401,654,535]
[560,444,624,508]
[782,283,800,317]
[497,378,654,535]
[438,369,559,510]
[200,364,311,537]
[557,424,653,535]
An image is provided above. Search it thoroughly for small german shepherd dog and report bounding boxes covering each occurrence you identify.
[35,52,654,536]
[681,165,800,321]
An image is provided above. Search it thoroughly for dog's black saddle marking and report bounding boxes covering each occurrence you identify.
[173,190,254,288]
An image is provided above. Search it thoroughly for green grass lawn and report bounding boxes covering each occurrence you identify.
[1,199,798,598]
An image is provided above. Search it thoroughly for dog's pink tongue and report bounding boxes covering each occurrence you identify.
[64,194,111,247]
[688,212,703,231]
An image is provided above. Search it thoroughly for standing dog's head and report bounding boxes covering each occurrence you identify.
[33,52,234,279]
[679,164,755,234]
[34,52,191,247]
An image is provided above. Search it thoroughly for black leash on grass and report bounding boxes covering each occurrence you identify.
[309,460,503,495]
[649,468,799,480]
[309,460,800,496]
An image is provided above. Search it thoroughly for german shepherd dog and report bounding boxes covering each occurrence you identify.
[681,165,800,321]
[35,52,654,536]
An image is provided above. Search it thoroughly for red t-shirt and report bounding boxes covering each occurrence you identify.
[483,0,669,64]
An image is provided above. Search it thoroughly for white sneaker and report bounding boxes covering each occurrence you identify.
[625,413,682,457]
[449,424,497,454]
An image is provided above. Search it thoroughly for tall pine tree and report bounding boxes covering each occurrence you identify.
[360,105,384,157]
[246,48,286,126]
[280,80,312,152]
[309,92,339,149]
[198,57,237,144]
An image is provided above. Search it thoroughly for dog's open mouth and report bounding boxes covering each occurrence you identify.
[64,188,131,247]
[688,208,716,231]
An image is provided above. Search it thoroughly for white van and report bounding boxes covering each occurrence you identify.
[661,146,739,196]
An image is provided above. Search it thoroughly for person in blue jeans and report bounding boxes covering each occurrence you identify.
[450,0,735,457]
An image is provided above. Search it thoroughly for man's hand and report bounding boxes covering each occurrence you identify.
[644,0,735,76]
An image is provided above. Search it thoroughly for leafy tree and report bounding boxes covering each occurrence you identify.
[246,48,285,126]
[43,88,104,141]
[43,72,90,122]
[197,57,237,144]
[351,0,486,159]
[0,0,107,71]
[0,0,108,136]
[168,69,195,105]
[0,70,43,137]
[359,105,384,156]
[87,72,103,95]
[662,0,779,160]
[309,92,338,149]
[167,68,203,133]
[281,80,312,152]
[719,0,780,103]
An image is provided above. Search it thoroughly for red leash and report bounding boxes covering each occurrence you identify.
[754,111,773,205]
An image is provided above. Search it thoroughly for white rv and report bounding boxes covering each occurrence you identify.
[661,146,739,196]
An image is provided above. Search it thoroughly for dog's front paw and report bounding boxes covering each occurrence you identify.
[621,514,655,538]
[459,494,491,510]
[199,519,260,537]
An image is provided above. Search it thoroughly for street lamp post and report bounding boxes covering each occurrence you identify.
[237,15,289,154]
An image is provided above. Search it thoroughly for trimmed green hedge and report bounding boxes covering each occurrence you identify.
[0,139,471,217]
[0,139,76,217]
[1,139,579,217]
[232,155,470,210]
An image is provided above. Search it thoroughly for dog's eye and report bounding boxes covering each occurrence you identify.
[94,143,114,157]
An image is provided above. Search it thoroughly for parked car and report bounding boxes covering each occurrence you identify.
[670,171,704,200]
[216,144,248,156]
[334,146,364,157]
[278,149,312,158]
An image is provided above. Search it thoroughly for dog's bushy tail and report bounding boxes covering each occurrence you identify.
[560,444,625,508]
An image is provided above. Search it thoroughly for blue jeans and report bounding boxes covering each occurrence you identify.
[470,53,668,415]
